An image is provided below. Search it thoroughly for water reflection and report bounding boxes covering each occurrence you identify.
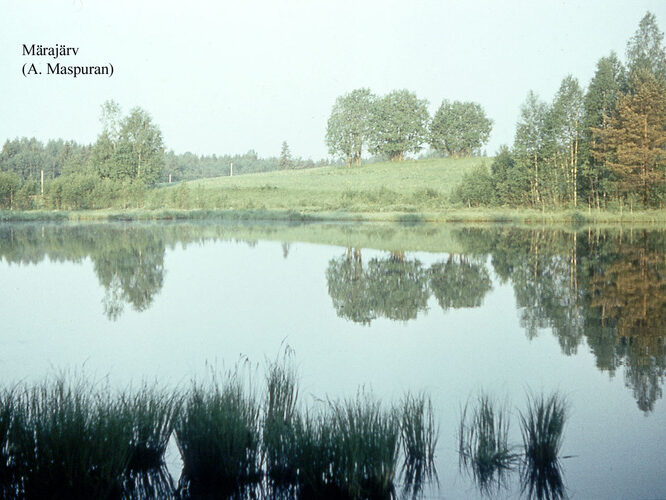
[94,230,165,320]
[326,249,491,325]
[429,255,492,311]
[123,466,176,499]
[0,224,166,321]
[458,392,568,500]
[1,222,664,412]
[452,227,666,413]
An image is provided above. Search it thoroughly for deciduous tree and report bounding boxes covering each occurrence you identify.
[325,88,375,167]
[514,91,550,207]
[429,100,492,157]
[551,75,584,206]
[368,90,429,161]
[626,11,666,81]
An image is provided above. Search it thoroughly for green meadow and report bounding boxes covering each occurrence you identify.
[150,157,487,214]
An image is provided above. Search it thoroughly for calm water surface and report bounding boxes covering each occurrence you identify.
[0,221,664,499]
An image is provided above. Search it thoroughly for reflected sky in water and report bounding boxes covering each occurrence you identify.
[0,221,665,499]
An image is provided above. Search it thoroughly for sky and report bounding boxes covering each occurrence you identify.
[1,0,665,160]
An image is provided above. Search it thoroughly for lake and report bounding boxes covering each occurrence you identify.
[0,221,664,498]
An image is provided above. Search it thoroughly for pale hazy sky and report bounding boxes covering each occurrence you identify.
[1,0,665,159]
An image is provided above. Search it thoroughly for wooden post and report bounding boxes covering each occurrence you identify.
[230,162,233,177]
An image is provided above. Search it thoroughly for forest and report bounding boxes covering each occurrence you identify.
[454,12,666,210]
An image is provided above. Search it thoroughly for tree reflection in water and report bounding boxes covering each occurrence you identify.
[453,226,666,413]
[326,249,492,325]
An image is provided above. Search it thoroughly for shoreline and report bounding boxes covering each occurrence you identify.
[2,207,666,225]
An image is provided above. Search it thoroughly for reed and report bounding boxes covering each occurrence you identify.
[175,369,262,497]
[291,409,340,498]
[9,377,131,499]
[263,350,300,486]
[288,394,404,500]
[120,384,182,472]
[400,393,439,495]
[330,394,401,499]
[458,393,520,495]
[0,364,441,499]
[519,392,568,500]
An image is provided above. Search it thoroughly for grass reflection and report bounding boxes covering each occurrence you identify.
[519,393,568,500]
[458,391,569,499]
[458,393,520,495]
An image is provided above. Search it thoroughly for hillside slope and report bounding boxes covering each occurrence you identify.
[155,157,490,213]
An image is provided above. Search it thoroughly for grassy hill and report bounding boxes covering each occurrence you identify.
[150,157,490,213]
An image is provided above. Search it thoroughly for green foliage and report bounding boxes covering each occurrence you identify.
[582,53,627,207]
[626,11,666,81]
[326,88,375,167]
[514,91,551,207]
[490,146,530,206]
[429,100,493,157]
[451,164,496,207]
[0,171,20,209]
[551,75,585,206]
[584,52,627,133]
[91,102,164,186]
[368,89,430,161]
[593,69,666,207]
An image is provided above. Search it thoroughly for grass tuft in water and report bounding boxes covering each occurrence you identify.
[292,393,402,500]
[458,393,520,495]
[120,383,182,472]
[519,392,568,500]
[263,348,300,487]
[400,393,439,496]
[175,367,262,497]
[291,409,340,499]
[10,376,132,499]
[331,393,401,499]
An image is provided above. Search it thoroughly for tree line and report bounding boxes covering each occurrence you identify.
[326,89,492,166]
[0,102,323,210]
[454,12,666,210]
